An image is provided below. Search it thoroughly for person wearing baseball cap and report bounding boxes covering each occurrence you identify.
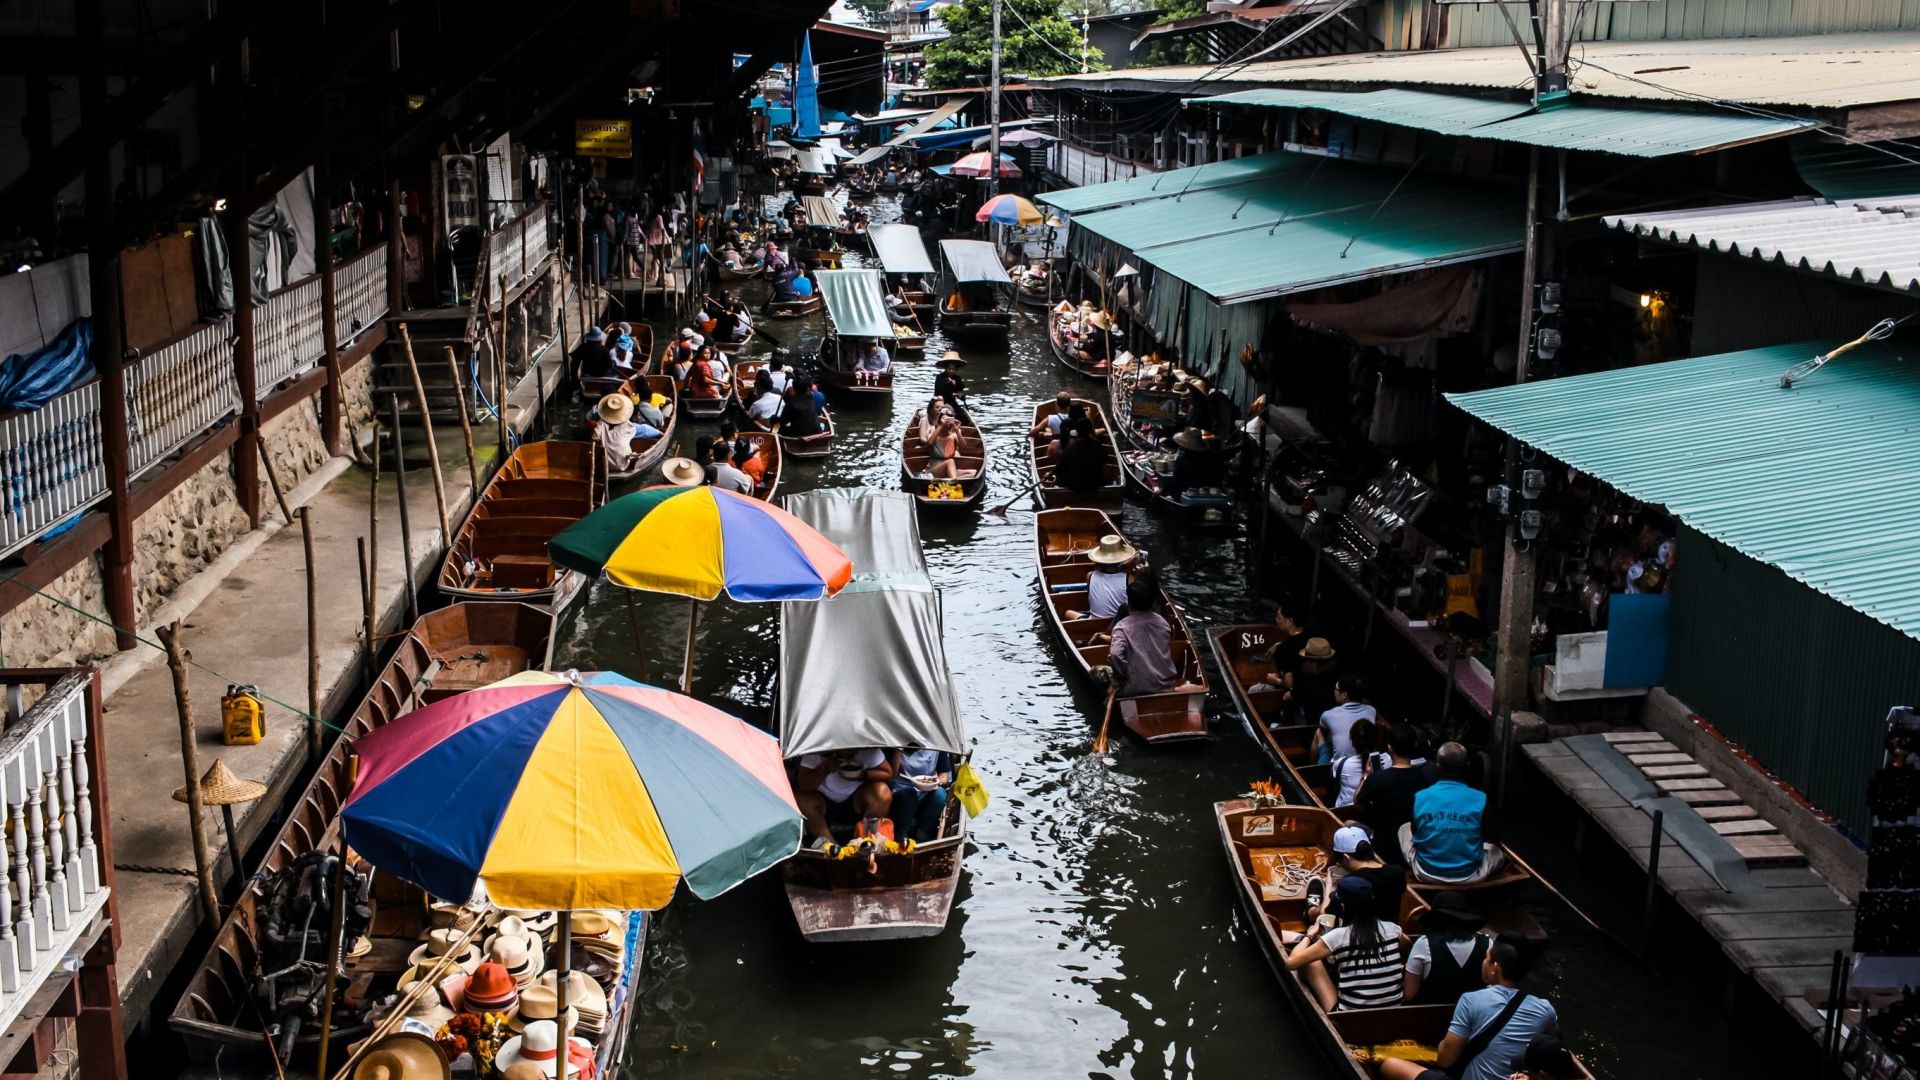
[1305,823,1405,934]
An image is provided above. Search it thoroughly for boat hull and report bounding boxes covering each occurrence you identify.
[782,833,964,942]
[767,295,825,319]
[1028,398,1126,510]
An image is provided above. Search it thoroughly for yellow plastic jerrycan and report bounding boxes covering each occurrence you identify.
[222,684,264,746]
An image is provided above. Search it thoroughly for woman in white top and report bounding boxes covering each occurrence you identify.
[1330,718,1391,808]
[1284,874,1409,1012]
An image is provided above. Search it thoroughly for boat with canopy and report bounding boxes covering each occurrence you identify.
[815,268,896,401]
[798,195,847,267]
[869,224,938,320]
[936,239,1014,342]
[777,489,971,941]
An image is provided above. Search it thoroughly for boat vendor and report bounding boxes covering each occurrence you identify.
[890,747,954,844]
[933,351,968,414]
[855,337,892,386]
[1163,427,1223,501]
[1107,578,1179,698]
[1403,742,1507,885]
[795,748,895,853]
[593,393,661,473]
[1065,533,1135,623]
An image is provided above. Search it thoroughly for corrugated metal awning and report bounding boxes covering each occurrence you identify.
[848,99,967,167]
[1037,150,1299,215]
[1192,87,1813,157]
[801,195,842,230]
[1446,340,1920,641]
[938,239,1013,285]
[814,269,895,338]
[1606,195,1920,295]
[869,224,936,276]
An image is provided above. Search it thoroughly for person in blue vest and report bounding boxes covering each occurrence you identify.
[1400,742,1507,885]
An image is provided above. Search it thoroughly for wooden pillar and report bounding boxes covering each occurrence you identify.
[315,152,343,456]
[74,935,127,1080]
[229,199,262,527]
[388,180,405,315]
[82,0,136,651]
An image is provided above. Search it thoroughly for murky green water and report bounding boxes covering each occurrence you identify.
[552,197,1808,1080]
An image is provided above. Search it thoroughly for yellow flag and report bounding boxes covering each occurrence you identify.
[953,762,991,819]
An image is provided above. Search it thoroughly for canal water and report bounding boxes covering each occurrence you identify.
[556,197,1802,1080]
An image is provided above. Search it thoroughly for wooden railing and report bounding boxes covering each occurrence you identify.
[129,317,239,476]
[333,243,390,346]
[0,671,110,1037]
[252,275,326,399]
[0,381,107,554]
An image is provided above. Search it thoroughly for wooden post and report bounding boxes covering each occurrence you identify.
[76,934,129,1080]
[396,324,453,542]
[444,346,482,492]
[357,537,375,685]
[230,199,263,527]
[301,506,320,758]
[496,277,511,453]
[682,598,700,694]
[388,399,420,626]
[554,910,572,1080]
[387,181,406,315]
[157,622,220,926]
[367,432,381,642]
[314,151,344,456]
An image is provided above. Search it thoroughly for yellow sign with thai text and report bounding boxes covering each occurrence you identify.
[575,119,633,159]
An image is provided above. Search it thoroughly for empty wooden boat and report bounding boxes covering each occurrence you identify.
[718,259,766,282]
[1027,398,1125,510]
[1033,508,1209,743]
[765,293,825,318]
[900,408,989,510]
[439,441,604,610]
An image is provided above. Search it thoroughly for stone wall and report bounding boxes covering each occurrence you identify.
[341,352,377,445]
[258,397,330,508]
[131,453,250,623]
[0,554,114,670]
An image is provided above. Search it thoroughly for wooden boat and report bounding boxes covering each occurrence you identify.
[1049,310,1111,378]
[847,182,877,202]
[900,409,989,510]
[793,177,827,198]
[578,325,654,403]
[734,359,836,459]
[714,326,755,355]
[718,259,765,282]
[1121,447,1237,530]
[778,491,970,942]
[799,246,846,269]
[1033,508,1210,743]
[438,441,604,609]
[766,293,824,318]
[937,240,1015,343]
[1027,399,1125,510]
[593,375,680,484]
[814,269,896,403]
[1108,356,1186,454]
[1016,278,1050,310]
[740,430,781,503]
[889,307,928,353]
[169,603,563,1066]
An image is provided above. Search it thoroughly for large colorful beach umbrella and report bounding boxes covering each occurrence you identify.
[548,485,852,690]
[975,193,1043,226]
[948,151,1022,179]
[341,670,801,909]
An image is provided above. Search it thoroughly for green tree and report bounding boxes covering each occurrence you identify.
[1140,0,1209,65]
[924,0,1106,90]
[845,0,892,25]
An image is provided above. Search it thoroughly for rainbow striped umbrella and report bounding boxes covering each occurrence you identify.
[976,194,1043,226]
[341,670,800,910]
[547,485,852,691]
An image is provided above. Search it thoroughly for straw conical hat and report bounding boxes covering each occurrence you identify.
[173,758,267,807]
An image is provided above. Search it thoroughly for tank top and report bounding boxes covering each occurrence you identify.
[1417,932,1490,1004]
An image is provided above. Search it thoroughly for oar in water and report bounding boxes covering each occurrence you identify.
[985,479,1043,518]
[1093,684,1119,757]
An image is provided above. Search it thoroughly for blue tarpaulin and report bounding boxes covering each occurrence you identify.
[0,318,94,414]
[795,32,821,140]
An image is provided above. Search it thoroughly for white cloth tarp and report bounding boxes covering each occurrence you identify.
[848,99,967,167]
[795,148,834,175]
[939,239,1012,285]
[801,195,842,230]
[778,490,967,758]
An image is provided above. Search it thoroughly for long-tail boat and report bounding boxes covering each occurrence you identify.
[1027,398,1124,510]
[734,359,836,460]
[1033,507,1209,743]
[597,374,680,484]
[900,408,989,510]
[439,441,605,610]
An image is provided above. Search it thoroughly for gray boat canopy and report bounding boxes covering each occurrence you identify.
[778,489,967,758]
[869,224,936,277]
[939,239,1014,286]
[813,269,895,340]
[800,195,842,230]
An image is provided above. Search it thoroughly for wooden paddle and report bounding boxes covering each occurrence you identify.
[985,478,1043,518]
[1093,684,1119,757]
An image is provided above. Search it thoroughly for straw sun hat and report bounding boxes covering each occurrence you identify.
[597,393,634,425]
[661,457,704,487]
[939,350,966,367]
[172,759,266,806]
[1086,534,1138,566]
[352,1032,450,1080]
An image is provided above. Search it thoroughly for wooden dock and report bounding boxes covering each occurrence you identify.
[1523,737,1855,1036]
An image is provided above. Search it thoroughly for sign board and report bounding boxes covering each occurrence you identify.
[441,154,480,237]
[575,119,633,159]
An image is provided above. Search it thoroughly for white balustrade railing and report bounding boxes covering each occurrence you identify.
[1050,142,1158,188]
[334,244,390,346]
[0,672,109,1037]
[485,209,554,304]
[252,276,325,399]
[128,318,239,477]
[0,382,106,558]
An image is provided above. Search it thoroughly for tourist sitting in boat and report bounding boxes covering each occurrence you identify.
[607,322,641,373]
[1330,718,1388,807]
[764,241,789,272]
[1314,674,1378,765]
[1311,824,1406,931]
[933,352,966,412]
[1055,418,1108,495]
[1401,891,1490,1006]
[700,436,753,494]
[1284,637,1340,728]
[890,747,954,843]
[732,439,767,491]
[855,338,892,386]
[746,371,784,423]
[572,326,613,382]
[772,269,804,301]
[719,245,746,271]
[795,748,894,853]
[1379,935,1560,1080]
[1258,600,1312,692]
[716,418,751,464]
[1032,391,1075,440]
[922,414,968,480]
[688,345,728,399]
[772,215,793,240]
[633,384,670,431]
[1402,743,1507,885]
[1282,873,1409,1012]
[593,393,658,473]
[1064,534,1134,623]
[694,301,720,337]
[671,328,700,368]
[763,351,792,392]
[1355,724,1435,861]
[1107,578,1179,698]
[726,301,754,343]
[777,377,825,437]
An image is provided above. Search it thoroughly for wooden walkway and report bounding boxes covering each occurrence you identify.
[1524,738,1854,1036]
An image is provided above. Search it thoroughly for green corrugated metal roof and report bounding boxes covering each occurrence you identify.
[1446,340,1920,641]
[1193,87,1813,157]
[814,269,895,338]
[1036,151,1304,215]
[1072,158,1405,254]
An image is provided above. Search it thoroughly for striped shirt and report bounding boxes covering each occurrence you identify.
[1319,922,1406,1010]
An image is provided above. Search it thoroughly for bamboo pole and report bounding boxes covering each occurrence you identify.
[257,445,320,756]
[444,346,482,492]
[367,432,381,652]
[396,323,452,542]
[357,538,375,685]
[682,598,700,694]
[313,760,355,1080]
[158,622,221,925]
[388,399,420,626]
[496,277,512,454]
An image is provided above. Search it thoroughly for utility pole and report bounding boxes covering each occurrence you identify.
[1492,0,1571,804]
[988,0,1003,198]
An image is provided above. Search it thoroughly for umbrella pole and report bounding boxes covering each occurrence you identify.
[682,598,701,694]
[622,590,645,666]
[555,910,572,1080]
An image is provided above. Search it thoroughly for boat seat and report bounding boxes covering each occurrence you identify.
[494,478,591,502]
[488,555,554,590]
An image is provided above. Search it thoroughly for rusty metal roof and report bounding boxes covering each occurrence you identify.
[1606,194,1920,295]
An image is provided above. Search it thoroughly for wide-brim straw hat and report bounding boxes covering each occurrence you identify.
[1172,428,1209,451]
[487,929,545,988]
[495,1021,588,1078]
[406,929,482,973]
[661,457,704,487]
[172,758,266,806]
[1088,311,1113,331]
[597,393,634,425]
[940,350,966,367]
[1087,534,1138,566]
[536,969,609,1025]
[505,909,560,936]
[506,984,581,1034]
[1300,637,1336,661]
[397,987,456,1033]
[353,1032,450,1080]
